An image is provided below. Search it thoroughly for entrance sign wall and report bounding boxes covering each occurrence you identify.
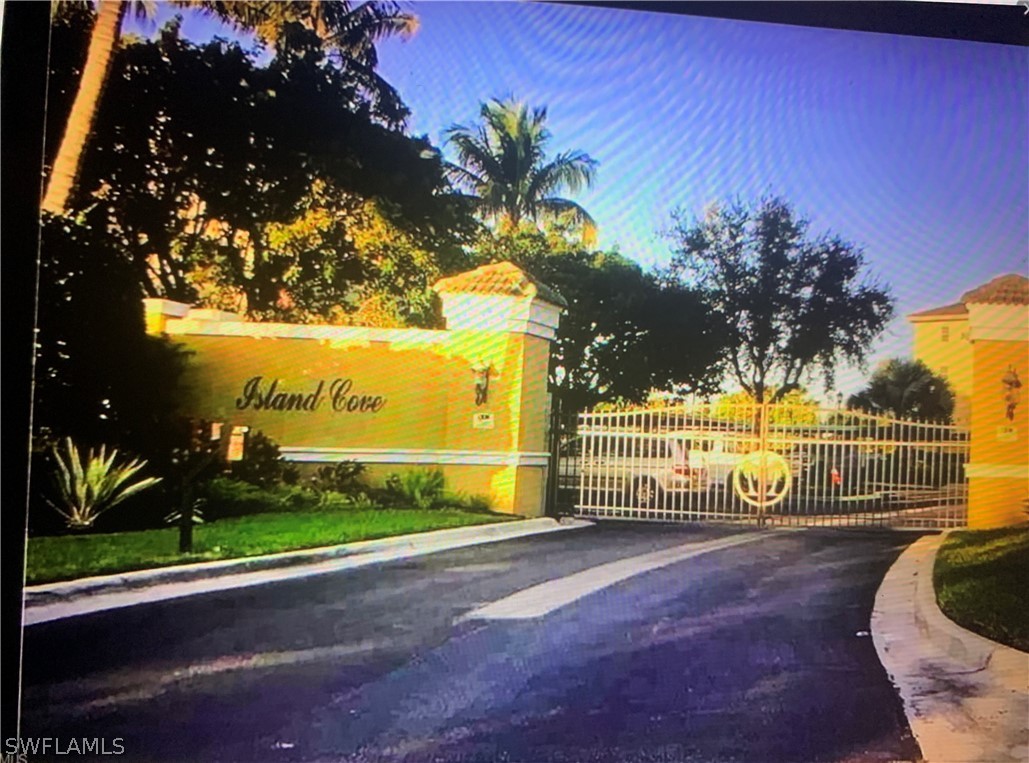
[144,262,565,517]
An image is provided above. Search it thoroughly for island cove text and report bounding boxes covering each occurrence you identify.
[235,377,386,413]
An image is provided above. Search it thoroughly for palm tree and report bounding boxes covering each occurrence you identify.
[848,358,955,422]
[41,0,417,216]
[444,98,598,241]
[219,0,417,123]
[41,0,133,216]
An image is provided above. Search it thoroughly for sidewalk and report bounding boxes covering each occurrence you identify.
[871,532,1029,763]
[23,516,592,626]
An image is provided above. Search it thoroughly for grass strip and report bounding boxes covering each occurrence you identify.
[26,508,517,585]
[933,525,1029,652]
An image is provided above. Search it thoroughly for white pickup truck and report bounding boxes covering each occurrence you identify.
[571,430,809,508]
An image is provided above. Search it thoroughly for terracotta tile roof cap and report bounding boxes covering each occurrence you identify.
[908,302,968,319]
[959,273,1029,305]
[433,261,567,308]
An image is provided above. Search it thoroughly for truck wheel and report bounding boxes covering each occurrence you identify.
[629,477,660,509]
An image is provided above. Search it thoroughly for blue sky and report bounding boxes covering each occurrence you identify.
[128,2,1027,396]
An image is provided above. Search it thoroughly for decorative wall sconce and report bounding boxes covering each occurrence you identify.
[1001,365,1022,422]
[471,361,491,406]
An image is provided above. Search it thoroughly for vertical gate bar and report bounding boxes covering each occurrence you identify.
[595,410,603,514]
[580,409,586,512]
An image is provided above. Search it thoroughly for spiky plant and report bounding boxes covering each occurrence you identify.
[48,438,162,530]
[397,468,446,510]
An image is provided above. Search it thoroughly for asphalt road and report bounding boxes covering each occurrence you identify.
[19,523,924,763]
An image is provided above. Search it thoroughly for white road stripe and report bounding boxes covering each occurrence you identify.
[460,532,765,621]
[23,520,590,626]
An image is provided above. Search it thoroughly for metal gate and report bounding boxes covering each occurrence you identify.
[555,401,968,528]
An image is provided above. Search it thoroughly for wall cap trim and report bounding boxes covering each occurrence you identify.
[280,447,551,468]
[164,320,449,344]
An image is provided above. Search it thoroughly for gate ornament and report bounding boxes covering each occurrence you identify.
[733,450,792,508]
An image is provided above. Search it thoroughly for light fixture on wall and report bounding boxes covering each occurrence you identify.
[471,361,491,406]
[1002,366,1022,422]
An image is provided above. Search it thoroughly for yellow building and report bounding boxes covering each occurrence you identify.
[145,262,565,517]
[909,297,974,426]
[909,274,1029,528]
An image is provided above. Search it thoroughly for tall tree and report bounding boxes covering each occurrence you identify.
[41,0,131,215]
[664,196,894,404]
[714,388,820,425]
[445,99,598,242]
[41,0,417,216]
[477,225,724,410]
[848,358,954,422]
[226,0,417,124]
[64,23,470,318]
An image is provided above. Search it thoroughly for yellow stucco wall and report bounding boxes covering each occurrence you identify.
[911,316,973,426]
[149,288,560,517]
[966,338,1029,528]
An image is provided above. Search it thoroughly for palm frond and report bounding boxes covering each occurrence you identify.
[442,162,486,192]
[445,98,596,234]
[537,197,598,244]
[527,150,597,202]
[323,1,418,57]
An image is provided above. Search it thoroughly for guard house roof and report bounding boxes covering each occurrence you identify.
[433,261,568,308]
[909,273,1029,321]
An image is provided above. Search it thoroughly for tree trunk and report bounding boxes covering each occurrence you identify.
[41,1,126,216]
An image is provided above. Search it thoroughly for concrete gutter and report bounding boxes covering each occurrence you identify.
[23,517,592,626]
[871,532,1028,763]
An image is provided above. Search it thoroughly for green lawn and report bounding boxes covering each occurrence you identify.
[934,525,1029,652]
[26,508,517,586]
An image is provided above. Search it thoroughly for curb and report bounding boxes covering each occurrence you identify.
[910,533,1027,692]
[871,532,1028,763]
[24,517,593,624]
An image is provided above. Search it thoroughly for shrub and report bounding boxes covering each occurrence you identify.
[316,490,381,512]
[200,478,384,519]
[281,462,302,486]
[47,438,162,530]
[308,461,368,495]
[229,431,291,489]
[201,477,317,520]
[459,494,493,513]
[383,468,446,510]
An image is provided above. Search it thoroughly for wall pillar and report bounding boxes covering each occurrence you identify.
[434,262,565,516]
[965,302,1029,528]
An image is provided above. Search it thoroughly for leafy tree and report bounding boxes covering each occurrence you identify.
[445,99,598,242]
[184,184,469,326]
[848,358,955,422]
[713,388,820,425]
[65,23,471,319]
[225,0,418,124]
[42,0,418,215]
[664,196,894,403]
[33,211,188,461]
[476,225,724,410]
[30,211,190,534]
